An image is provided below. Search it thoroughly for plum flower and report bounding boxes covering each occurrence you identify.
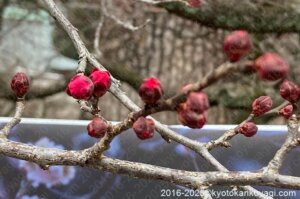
[18,137,76,188]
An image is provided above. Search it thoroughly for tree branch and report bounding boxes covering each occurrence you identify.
[265,115,300,174]
[0,138,299,190]
[156,1,300,33]
[0,99,25,138]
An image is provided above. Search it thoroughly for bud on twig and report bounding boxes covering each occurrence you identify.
[185,92,209,114]
[255,53,289,81]
[87,117,109,138]
[139,77,164,104]
[133,117,155,140]
[10,72,30,98]
[279,80,300,103]
[223,30,252,62]
[66,74,94,100]
[239,122,258,137]
[252,96,273,116]
[178,106,207,129]
[89,68,111,98]
[279,104,293,119]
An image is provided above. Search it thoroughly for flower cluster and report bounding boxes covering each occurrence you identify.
[66,68,111,138]
[66,68,111,100]
[177,90,209,129]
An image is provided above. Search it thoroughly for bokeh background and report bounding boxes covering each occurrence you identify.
[0,0,300,125]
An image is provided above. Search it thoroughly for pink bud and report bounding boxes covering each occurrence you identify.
[87,117,109,138]
[66,74,94,100]
[223,30,252,62]
[177,104,207,129]
[252,96,273,116]
[239,122,257,137]
[279,104,293,119]
[10,72,30,98]
[139,77,164,104]
[133,117,155,140]
[279,80,300,103]
[185,92,209,114]
[89,68,111,97]
[255,53,289,81]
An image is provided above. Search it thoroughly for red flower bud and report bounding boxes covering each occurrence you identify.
[239,122,257,137]
[66,74,94,100]
[223,30,252,62]
[10,72,30,98]
[255,53,289,81]
[89,68,111,97]
[185,92,209,114]
[133,117,155,140]
[139,77,164,104]
[252,96,273,116]
[188,0,203,7]
[279,104,293,119]
[87,117,109,138]
[177,104,207,129]
[279,80,300,103]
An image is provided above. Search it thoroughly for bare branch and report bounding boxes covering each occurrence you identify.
[102,0,151,31]
[205,114,254,150]
[93,14,105,58]
[0,99,25,138]
[265,115,300,174]
[0,138,299,190]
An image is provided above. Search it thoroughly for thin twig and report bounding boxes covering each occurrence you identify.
[102,0,151,31]
[205,114,254,150]
[93,14,105,58]
[0,99,25,138]
[265,115,300,174]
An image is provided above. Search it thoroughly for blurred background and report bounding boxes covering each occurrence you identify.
[0,0,300,124]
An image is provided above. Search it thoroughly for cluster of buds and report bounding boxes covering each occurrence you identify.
[133,117,155,140]
[66,68,111,100]
[277,80,300,119]
[177,85,209,129]
[238,96,273,137]
[66,68,111,138]
[223,31,289,82]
